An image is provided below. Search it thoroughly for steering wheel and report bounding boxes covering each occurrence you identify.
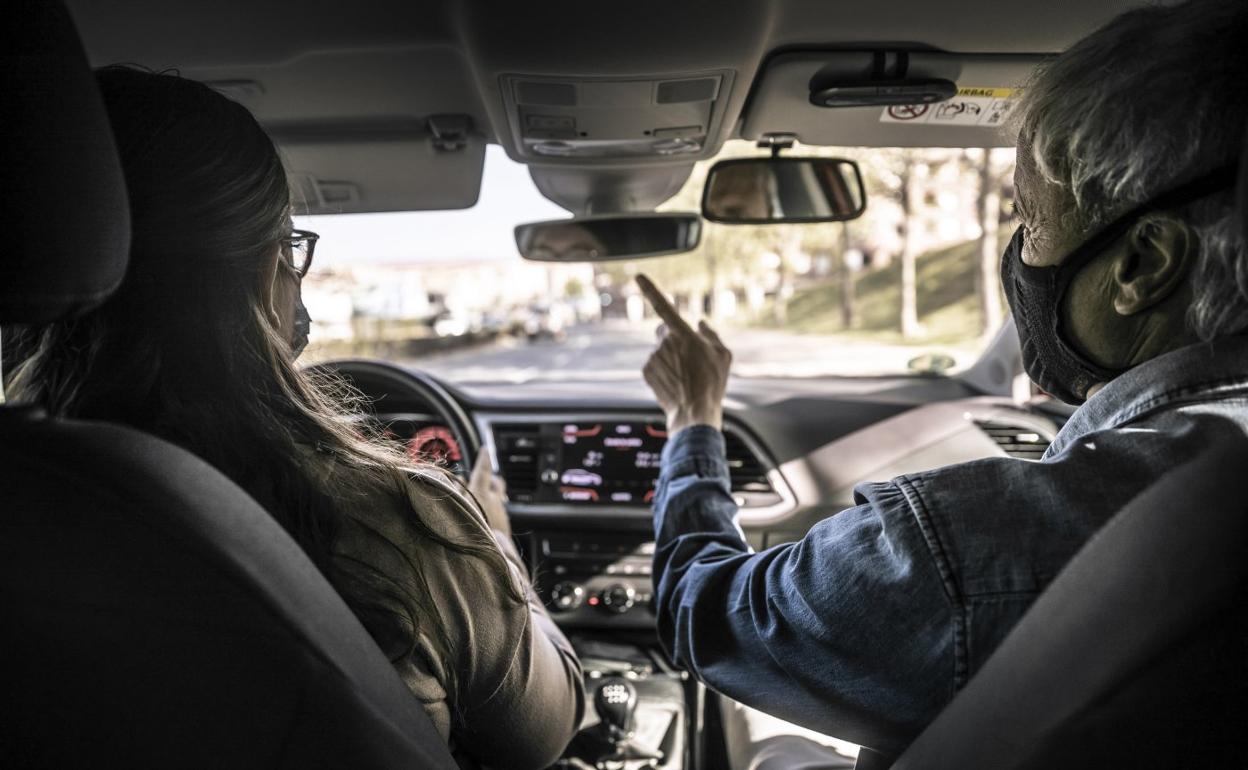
[306,359,479,479]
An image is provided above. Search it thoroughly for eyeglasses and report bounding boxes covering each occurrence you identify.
[279,229,319,278]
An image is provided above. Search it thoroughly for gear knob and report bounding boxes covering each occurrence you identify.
[593,678,638,738]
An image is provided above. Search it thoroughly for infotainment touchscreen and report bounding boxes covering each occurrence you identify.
[557,422,667,505]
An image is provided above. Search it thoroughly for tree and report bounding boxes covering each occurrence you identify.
[838,223,856,329]
[974,148,1008,336]
[897,152,922,339]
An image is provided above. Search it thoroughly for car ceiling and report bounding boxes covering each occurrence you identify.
[67,0,1153,215]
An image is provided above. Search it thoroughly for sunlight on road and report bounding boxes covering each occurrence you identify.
[405,321,977,384]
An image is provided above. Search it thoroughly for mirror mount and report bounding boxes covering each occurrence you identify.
[756,132,797,158]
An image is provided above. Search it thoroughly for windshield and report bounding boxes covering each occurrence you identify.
[296,141,1017,384]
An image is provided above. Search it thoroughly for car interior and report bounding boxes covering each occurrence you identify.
[3,0,1246,768]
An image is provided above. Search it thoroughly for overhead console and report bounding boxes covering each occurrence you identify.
[499,71,737,165]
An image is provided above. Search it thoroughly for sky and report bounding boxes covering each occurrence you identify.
[294,145,569,267]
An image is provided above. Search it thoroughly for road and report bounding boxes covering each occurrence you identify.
[404,321,974,383]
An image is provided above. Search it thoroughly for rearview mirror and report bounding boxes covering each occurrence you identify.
[702,157,867,225]
[515,213,701,262]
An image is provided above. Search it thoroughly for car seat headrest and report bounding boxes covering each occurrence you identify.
[0,0,130,325]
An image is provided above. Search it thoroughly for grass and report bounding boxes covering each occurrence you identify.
[770,234,1010,346]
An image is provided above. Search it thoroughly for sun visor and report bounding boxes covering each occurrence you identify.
[742,52,1044,149]
[182,47,490,214]
[275,119,486,214]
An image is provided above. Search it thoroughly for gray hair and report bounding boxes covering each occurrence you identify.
[1013,0,1248,340]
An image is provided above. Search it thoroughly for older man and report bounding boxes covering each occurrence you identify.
[638,0,1247,761]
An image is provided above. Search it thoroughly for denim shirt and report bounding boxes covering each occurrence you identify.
[651,336,1248,755]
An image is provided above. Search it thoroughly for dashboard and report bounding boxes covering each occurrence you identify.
[369,405,796,628]
[379,413,465,472]
[476,413,792,518]
[324,360,1065,632]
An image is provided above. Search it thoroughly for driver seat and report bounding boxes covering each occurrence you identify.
[0,2,457,767]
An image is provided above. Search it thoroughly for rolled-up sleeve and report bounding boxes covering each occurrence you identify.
[651,425,957,754]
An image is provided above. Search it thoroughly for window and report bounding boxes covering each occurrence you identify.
[296,142,1016,383]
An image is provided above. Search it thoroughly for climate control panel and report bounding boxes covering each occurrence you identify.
[530,530,657,627]
[550,578,651,616]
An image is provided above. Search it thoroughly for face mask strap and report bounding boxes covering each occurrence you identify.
[1055,161,1241,280]
[1055,160,1240,343]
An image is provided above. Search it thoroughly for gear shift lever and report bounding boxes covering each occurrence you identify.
[593,678,638,744]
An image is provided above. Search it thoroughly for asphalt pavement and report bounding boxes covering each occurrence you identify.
[404,320,973,383]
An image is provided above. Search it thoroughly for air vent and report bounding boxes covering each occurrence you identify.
[493,424,542,501]
[975,421,1051,461]
[724,431,783,507]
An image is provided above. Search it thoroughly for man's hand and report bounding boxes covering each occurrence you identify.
[468,452,511,539]
[636,274,732,436]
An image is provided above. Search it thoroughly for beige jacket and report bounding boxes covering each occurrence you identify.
[331,469,585,769]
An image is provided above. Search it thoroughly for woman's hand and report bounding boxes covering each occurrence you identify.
[468,452,511,539]
[636,274,732,436]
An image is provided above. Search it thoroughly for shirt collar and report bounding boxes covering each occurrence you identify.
[1047,334,1248,457]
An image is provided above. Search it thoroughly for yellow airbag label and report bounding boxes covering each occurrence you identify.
[880,87,1017,126]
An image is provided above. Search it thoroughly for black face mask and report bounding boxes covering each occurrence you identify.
[1001,162,1239,406]
[290,296,311,360]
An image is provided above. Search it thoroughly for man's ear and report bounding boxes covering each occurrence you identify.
[260,244,283,326]
[1111,215,1195,316]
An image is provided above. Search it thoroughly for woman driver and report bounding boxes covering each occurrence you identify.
[3,67,583,769]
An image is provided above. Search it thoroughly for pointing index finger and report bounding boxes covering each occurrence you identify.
[636,274,693,336]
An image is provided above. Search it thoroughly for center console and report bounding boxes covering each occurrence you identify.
[556,640,700,770]
[486,417,670,510]
[474,412,793,769]
[478,412,794,520]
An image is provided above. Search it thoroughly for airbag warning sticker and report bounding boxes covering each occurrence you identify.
[880,87,1017,127]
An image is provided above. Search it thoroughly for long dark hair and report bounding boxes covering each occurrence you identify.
[3,67,519,702]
